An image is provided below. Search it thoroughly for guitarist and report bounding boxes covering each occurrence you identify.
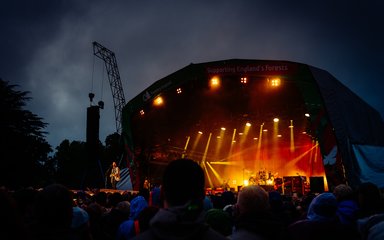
[110,161,120,189]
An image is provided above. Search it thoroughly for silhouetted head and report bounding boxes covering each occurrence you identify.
[236,185,269,215]
[162,159,205,207]
[357,182,382,217]
[333,184,353,201]
[33,184,73,228]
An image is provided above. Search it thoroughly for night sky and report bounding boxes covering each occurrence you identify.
[1,0,383,148]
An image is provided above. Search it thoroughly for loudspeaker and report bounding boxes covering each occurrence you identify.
[260,185,275,192]
[274,178,283,193]
[86,106,100,144]
[283,176,293,195]
[310,176,325,193]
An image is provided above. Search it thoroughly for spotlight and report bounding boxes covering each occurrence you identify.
[305,113,310,117]
[176,88,182,94]
[246,122,251,127]
[289,119,294,128]
[153,96,164,106]
[240,77,247,84]
[139,110,145,116]
[210,76,221,89]
[273,118,279,122]
[243,179,249,186]
[221,127,226,131]
[270,77,281,87]
[198,131,203,135]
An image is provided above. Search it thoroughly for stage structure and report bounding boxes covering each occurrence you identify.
[121,59,384,192]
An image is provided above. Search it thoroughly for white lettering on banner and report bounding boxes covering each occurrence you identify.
[207,64,290,75]
[207,67,236,74]
[142,81,173,102]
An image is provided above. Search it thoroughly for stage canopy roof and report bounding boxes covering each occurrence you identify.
[122,59,384,190]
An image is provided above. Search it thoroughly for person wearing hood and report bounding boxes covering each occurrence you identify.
[132,158,227,240]
[288,192,359,240]
[116,195,148,240]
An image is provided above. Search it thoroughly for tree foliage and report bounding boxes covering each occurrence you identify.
[0,79,52,188]
[54,139,88,189]
[53,133,125,189]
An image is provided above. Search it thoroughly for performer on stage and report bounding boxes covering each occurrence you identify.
[110,161,120,189]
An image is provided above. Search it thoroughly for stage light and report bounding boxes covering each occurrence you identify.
[181,136,190,159]
[289,119,294,128]
[290,120,295,152]
[246,122,251,127]
[198,131,203,134]
[277,134,282,138]
[273,118,279,122]
[305,113,310,117]
[243,179,249,186]
[270,77,281,87]
[239,132,243,135]
[210,76,221,89]
[241,77,247,84]
[176,88,182,94]
[139,110,145,116]
[263,129,268,132]
[253,137,258,140]
[221,127,226,131]
[266,179,274,185]
[153,96,164,106]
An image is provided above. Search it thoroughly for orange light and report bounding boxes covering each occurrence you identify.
[153,96,164,106]
[246,122,251,127]
[243,179,249,186]
[269,77,281,87]
[210,76,220,89]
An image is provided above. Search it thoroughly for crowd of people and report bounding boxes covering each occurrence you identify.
[1,158,384,240]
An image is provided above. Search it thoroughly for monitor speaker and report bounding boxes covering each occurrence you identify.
[310,176,325,193]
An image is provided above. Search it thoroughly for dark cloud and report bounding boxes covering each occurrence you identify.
[1,0,383,148]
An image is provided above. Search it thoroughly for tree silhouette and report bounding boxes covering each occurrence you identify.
[54,139,88,189]
[0,79,52,189]
[53,133,124,189]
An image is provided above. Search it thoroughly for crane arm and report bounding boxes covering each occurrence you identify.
[93,41,126,134]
